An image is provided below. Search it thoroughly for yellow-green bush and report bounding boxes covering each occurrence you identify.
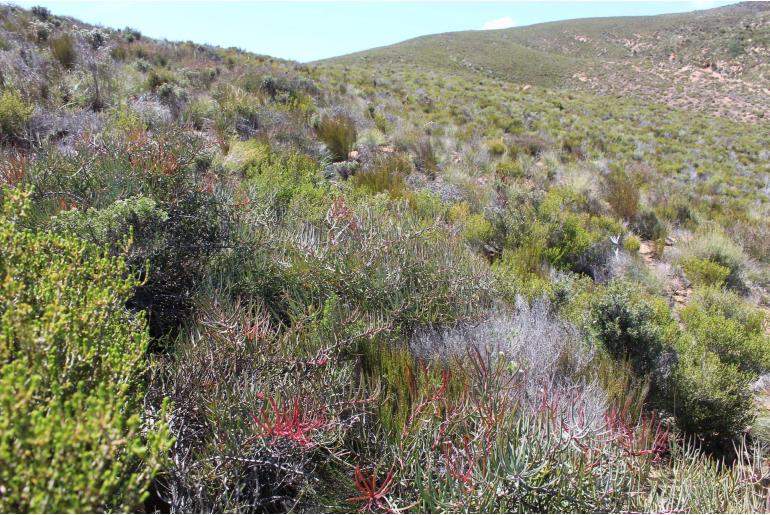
[681,256,730,287]
[0,89,33,141]
[0,187,169,512]
[624,234,641,253]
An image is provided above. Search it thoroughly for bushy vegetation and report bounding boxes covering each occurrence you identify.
[0,187,170,512]
[0,89,32,141]
[1,3,769,512]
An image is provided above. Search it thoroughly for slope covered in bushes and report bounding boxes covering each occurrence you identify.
[0,3,769,512]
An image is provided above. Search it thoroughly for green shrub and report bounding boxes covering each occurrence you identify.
[495,159,524,180]
[487,139,506,156]
[681,224,750,291]
[146,67,177,91]
[681,256,730,287]
[0,89,33,141]
[680,288,770,374]
[0,187,169,512]
[50,34,76,68]
[624,234,641,253]
[672,342,754,439]
[315,112,356,161]
[592,281,676,376]
[242,143,330,217]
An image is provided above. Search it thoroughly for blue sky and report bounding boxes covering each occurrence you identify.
[15,1,737,62]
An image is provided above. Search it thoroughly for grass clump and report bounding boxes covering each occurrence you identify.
[50,34,76,68]
[315,111,357,161]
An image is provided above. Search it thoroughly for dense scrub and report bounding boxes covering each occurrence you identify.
[1,3,769,513]
[0,188,170,512]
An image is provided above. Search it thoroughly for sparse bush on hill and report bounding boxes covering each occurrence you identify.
[604,167,640,221]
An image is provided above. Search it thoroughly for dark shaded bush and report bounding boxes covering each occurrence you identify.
[30,5,51,20]
[631,208,667,241]
[592,280,675,377]
[50,34,76,68]
[29,126,230,336]
[604,167,639,221]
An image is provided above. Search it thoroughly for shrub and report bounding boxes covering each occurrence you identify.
[487,139,506,156]
[680,288,770,374]
[461,213,493,249]
[624,234,641,253]
[592,281,676,377]
[352,152,412,199]
[31,5,51,20]
[315,112,357,161]
[123,27,142,43]
[183,97,215,130]
[680,256,730,287]
[680,224,750,291]
[0,187,169,512]
[50,34,76,69]
[158,294,368,512]
[146,68,177,91]
[508,134,551,158]
[495,159,524,180]
[631,208,667,241]
[29,127,229,335]
[0,89,33,141]
[604,168,639,221]
[672,343,754,439]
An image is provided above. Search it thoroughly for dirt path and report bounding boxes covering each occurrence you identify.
[638,240,691,309]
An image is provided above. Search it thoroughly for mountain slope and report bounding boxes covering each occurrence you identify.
[322,2,770,123]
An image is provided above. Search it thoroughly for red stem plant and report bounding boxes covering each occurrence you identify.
[347,464,396,512]
[250,395,326,448]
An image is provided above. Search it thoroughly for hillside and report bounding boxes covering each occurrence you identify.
[1,2,770,513]
[324,2,770,123]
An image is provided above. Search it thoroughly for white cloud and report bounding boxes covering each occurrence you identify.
[691,0,716,9]
[480,17,517,31]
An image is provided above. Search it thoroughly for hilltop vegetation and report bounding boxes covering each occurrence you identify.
[0,3,769,512]
[327,1,770,123]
